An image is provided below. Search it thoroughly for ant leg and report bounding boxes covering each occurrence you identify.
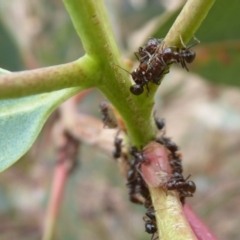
[187,36,201,49]
[180,34,200,50]
[153,234,159,240]
[134,52,140,61]
[183,60,189,72]
[179,34,187,48]
[145,83,150,97]
[180,58,189,71]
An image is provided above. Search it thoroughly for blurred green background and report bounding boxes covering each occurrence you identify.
[0,0,240,239]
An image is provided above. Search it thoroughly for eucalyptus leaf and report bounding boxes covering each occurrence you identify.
[0,72,81,171]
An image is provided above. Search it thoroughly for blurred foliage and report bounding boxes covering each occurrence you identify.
[0,0,240,240]
[0,20,24,71]
[149,0,240,87]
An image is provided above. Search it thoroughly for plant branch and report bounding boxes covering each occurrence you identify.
[164,0,215,47]
[149,0,215,96]
[146,0,215,237]
[150,188,197,240]
[42,131,80,240]
[0,56,98,99]
[62,0,157,147]
[62,0,120,59]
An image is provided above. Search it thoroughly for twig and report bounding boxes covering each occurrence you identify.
[42,131,80,240]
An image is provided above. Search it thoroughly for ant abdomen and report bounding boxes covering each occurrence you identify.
[130,84,144,95]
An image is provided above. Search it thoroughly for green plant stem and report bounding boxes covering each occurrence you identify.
[149,0,215,237]
[150,188,197,240]
[149,0,215,96]
[164,0,215,47]
[62,0,120,59]
[62,0,156,147]
[0,56,97,99]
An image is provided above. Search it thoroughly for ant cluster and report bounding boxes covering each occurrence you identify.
[125,117,196,239]
[99,101,196,239]
[130,37,199,96]
[127,146,158,240]
[155,117,196,204]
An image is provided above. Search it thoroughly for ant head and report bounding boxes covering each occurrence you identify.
[144,38,160,53]
[154,117,165,131]
[186,181,196,193]
[130,84,144,95]
[185,50,196,63]
[99,101,109,112]
[162,47,174,61]
[145,222,157,234]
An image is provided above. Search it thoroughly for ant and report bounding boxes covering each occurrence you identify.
[143,207,158,240]
[99,101,118,128]
[130,38,168,96]
[155,136,179,154]
[117,63,149,95]
[135,38,162,63]
[169,156,183,174]
[113,137,122,159]
[126,146,151,205]
[127,168,150,204]
[154,116,165,131]
[166,173,196,197]
[152,36,200,71]
[129,146,147,164]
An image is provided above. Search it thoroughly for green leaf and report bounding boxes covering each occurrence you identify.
[0,71,81,171]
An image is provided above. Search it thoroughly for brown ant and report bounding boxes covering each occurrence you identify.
[152,36,200,71]
[112,137,122,159]
[135,38,162,63]
[130,38,168,96]
[99,101,118,128]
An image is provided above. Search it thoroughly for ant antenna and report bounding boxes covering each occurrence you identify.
[184,174,192,181]
[116,65,131,75]
[179,35,200,49]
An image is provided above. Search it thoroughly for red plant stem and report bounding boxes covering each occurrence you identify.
[184,204,218,240]
[42,132,79,240]
[42,159,69,240]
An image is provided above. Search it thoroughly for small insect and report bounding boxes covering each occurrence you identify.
[155,136,178,154]
[154,117,165,131]
[129,38,170,96]
[126,146,152,205]
[169,157,183,174]
[130,146,147,164]
[99,101,118,128]
[135,38,162,63]
[152,36,200,71]
[113,137,122,159]
[143,207,158,240]
[166,173,196,197]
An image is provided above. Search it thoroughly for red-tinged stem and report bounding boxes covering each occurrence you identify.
[183,204,218,240]
[42,159,69,240]
[142,142,197,240]
[42,132,79,240]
